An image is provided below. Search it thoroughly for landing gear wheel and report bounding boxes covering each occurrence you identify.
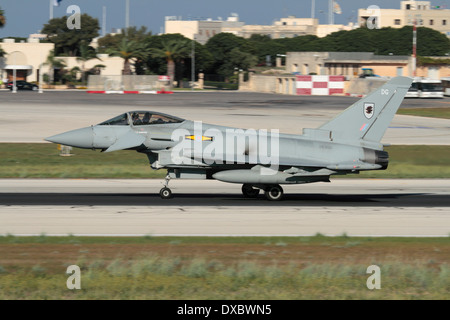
[242,184,260,198]
[160,187,173,199]
[265,185,284,201]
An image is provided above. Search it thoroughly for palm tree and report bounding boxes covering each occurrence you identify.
[149,39,191,87]
[107,38,147,75]
[77,42,101,85]
[44,50,67,84]
[0,7,6,28]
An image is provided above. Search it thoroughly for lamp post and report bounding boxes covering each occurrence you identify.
[39,62,44,94]
[12,55,17,94]
[191,34,196,91]
[125,0,130,32]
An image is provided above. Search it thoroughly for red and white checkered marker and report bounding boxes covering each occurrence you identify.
[296,75,345,96]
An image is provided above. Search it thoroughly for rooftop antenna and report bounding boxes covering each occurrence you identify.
[102,6,106,37]
[328,0,334,25]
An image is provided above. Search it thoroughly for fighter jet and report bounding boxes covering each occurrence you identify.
[46,76,412,200]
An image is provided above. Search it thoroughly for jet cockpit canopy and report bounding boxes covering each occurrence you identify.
[98,111,185,126]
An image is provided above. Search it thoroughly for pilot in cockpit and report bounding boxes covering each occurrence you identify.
[132,113,142,125]
[142,112,151,125]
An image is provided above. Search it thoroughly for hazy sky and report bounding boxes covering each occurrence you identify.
[1,0,449,38]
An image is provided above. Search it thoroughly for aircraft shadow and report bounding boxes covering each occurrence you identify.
[1,192,449,207]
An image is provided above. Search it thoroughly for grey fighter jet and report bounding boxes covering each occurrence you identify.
[46,76,412,200]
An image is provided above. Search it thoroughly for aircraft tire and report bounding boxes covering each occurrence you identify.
[242,184,260,198]
[264,185,283,201]
[159,187,173,199]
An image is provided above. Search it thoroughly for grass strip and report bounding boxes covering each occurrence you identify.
[0,144,449,178]
[0,235,448,299]
[397,107,450,119]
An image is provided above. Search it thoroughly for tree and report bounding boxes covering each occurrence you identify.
[107,38,147,75]
[97,26,152,53]
[0,6,5,28]
[42,14,100,56]
[77,42,101,85]
[206,33,257,79]
[44,50,67,84]
[149,37,191,87]
[217,47,257,80]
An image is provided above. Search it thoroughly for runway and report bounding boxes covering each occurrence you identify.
[1,91,449,145]
[0,179,449,237]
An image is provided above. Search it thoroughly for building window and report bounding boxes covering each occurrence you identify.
[303,64,309,75]
[443,20,447,26]
[394,19,401,25]
[283,22,287,26]
[430,19,434,25]
[406,4,411,10]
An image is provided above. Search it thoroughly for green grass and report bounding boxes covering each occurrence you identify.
[0,143,165,179]
[1,260,447,299]
[0,144,449,178]
[398,107,450,119]
[0,235,448,299]
[0,234,448,245]
[356,145,450,178]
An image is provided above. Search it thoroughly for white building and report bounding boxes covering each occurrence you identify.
[164,14,353,43]
[359,1,450,37]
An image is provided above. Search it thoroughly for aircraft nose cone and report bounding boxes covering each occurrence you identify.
[45,127,93,149]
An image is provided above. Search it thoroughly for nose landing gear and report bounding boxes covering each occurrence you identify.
[160,175,173,199]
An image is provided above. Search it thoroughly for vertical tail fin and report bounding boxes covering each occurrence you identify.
[319,76,412,143]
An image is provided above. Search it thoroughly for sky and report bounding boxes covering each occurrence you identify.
[0,0,450,38]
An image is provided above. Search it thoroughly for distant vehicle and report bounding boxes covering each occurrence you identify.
[418,79,444,98]
[441,77,450,97]
[6,80,39,91]
[405,78,420,98]
[359,68,380,78]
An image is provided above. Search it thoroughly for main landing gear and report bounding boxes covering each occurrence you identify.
[159,178,285,201]
[160,175,173,199]
[241,184,260,198]
[241,184,284,201]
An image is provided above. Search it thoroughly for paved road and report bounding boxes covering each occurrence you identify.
[0,91,449,144]
[1,179,449,236]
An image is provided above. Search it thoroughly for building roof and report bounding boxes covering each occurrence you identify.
[325,52,411,63]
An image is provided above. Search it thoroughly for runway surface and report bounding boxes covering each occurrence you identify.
[1,179,449,237]
[1,91,449,145]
